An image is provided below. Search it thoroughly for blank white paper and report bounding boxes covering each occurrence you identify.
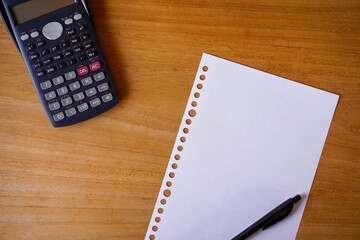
[145,53,339,240]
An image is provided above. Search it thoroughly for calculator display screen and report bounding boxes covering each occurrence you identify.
[12,0,75,24]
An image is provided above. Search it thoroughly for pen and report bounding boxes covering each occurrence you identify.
[231,194,302,240]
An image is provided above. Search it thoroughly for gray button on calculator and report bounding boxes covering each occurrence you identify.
[101,93,113,103]
[65,107,76,117]
[97,83,109,92]
[77,103,89,112]
[90,98,101,107]
[73,92,85,101]
[69,81,81,91]
[42,22,63,40]
[61,97,72,106]
[65,71,76,80]
[93,72,105,81]
[30,31,39,38]
[85,87,97,97]
[74,13,82,20]
[64,18,73,25]
[21,34,29,41]
[81,77,93,86]
[48,102,60,111]
[53,112,65,122]
[45,91,56,100]
[52,76,64,85]
[40,80,52,90]
[57,86,68,96]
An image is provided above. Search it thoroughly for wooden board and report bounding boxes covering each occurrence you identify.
[0,0,359,239]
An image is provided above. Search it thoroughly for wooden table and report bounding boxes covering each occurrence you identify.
[0,0,359,239]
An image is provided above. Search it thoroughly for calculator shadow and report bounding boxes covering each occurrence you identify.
[89,2,128,100]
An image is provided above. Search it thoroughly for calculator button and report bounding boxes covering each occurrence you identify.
[64,71,76,80]
[37,40,46,47]
[74,13,82,20]
[33,62,43,69]
[73,92,85,101]
[77,66,89,76]
[54,54,63,61]
[45,91,56,100]
[61,41,70,48]
[69,81,81,91]
[43,58,53,65]
[30,31,39,38]
[78,25,87,32]
[41,49,50,56]
[65,107,77,117]
[42,22,63,40]
[81,34,89,41]
[87,52,96,58]
[53,112,65,122]
[58,62,67,69]
[21,34,29,41]
[71,38,80,44]
[64,50,73,57]
[102,93,113,103]
[85,87,97,97]
[78,55,87,62]
[98,83,109,92]
[64,18,73,25]
[40,80,52,90]
[67,29,76,36]
[81,77,93,86]
[74,46,83,53]
[51,45,60,52]
[90,98,101,107]
[77,103,89,112]
[37,71,46,78]
[68,59,77,66]
[46,67,56,74]
[57,86,68,96]
[30,53,40,60]
[52,76,64,85]
[27,44,36,51]
[61,97,73,106]
[89,61,101,71]
[84,43,93,49]
[93,72,105,81]
[48,102,60,111]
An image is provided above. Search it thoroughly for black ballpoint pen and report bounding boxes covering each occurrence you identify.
[231,195,302,240]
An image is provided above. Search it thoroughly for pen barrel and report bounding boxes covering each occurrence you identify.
[231,195,301,240]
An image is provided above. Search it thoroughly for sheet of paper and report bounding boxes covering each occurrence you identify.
[145,53,339,240]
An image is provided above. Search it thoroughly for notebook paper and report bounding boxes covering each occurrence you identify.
[146,53,339,240]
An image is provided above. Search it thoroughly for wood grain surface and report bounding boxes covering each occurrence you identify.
[0,0,359,239]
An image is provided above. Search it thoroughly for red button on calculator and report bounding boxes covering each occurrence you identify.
[89,61,101,71]
[77,66,89,76]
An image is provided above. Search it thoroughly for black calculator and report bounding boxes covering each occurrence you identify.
[0,0,119,127]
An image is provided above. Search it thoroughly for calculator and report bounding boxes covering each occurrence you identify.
[0,0,119,127]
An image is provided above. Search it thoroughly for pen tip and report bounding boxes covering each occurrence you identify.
[292,195,301,203]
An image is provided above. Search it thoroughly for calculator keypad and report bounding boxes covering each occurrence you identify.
[25,20,99,79]
[43,68,114,121]
[20,10,117,125]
